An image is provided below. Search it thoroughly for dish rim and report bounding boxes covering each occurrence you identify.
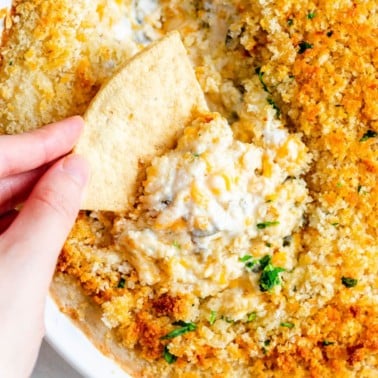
[45,295,130,378]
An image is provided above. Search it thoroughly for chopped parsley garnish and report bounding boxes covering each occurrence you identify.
[9,60,13,66]
[242,255,268,272]
[322,340,335,346]
[209,310,217,325]
[298,41,313,54]
[327,31,334,37]
[359,130,377,142]
[245,260,258,270]
[257,221,280,230]
[283,235,292,247]
[252,66,281,113]
[192,152,200,158]
[255,67,269,93]
[241,255,285,291]
[117,278,126,288]
[262,340,271,355]
[172,240,181,249]
[259,255,272,270]
[247,312,257,322]
[265,242,272,248]
[240,255,253,262]
[259,263,285,292]
[280,322,295,329]
[163,346,177,364]
[307,11,316,19]
[161,321,197,340]
[267,98,281,118]
[341,276,358,288]
[331,222,339,227]
[287,18,294,26]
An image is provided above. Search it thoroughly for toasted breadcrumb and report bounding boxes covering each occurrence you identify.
[0,0,137,134]
[1,0,377,377]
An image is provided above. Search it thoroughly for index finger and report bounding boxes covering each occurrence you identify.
[0,116,84,178]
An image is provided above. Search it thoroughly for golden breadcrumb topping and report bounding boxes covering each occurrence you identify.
[1,0,377,377]
[0,0,137,134]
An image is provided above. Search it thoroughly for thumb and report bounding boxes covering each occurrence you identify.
[0,154,89,292]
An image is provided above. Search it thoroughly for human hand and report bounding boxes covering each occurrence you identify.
[0,117,89,378]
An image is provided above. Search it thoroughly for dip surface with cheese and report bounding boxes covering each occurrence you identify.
[1,0,377,377]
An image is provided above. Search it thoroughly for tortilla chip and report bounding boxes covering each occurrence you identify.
[75,31,208,212]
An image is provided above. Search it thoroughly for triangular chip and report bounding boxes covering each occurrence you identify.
[75,32,208,212]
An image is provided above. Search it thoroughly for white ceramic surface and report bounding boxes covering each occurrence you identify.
[32,340,83,378]
[44,297,130,378]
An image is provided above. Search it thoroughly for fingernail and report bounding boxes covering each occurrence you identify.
[61,155,89,187]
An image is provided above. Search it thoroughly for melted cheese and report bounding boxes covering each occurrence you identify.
[118,112,310,317]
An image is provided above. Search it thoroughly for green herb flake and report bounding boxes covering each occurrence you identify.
[307,11,316,19]
[242,255,285,291]
[240,255,253,262]
[242,255,271,272]
[117,278,126,289]
[245,260,257,269]
[359,130,377,142]
[327,31,334,37]
[209,311,217,325]
[192,152,200,158]
[267,98,281,118]
[259,264,285,292]
[280,322,295,329]
[9,61,13,66]
[265,242,272,248]
[331,222,339,227]
[163,346,177,364]
[287,18,294,26]
[261,339,271,355]
[247,312,257,322]
[341,276,358,288]
[257,221,280,230]
[255,67,269,93]
[161,321,197,340]
[172,240,181,249]
[259,255,272,270]
[298,41,313,54]
[322,340,335,346]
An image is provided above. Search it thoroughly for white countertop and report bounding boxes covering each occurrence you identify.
[32,340,83,378]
